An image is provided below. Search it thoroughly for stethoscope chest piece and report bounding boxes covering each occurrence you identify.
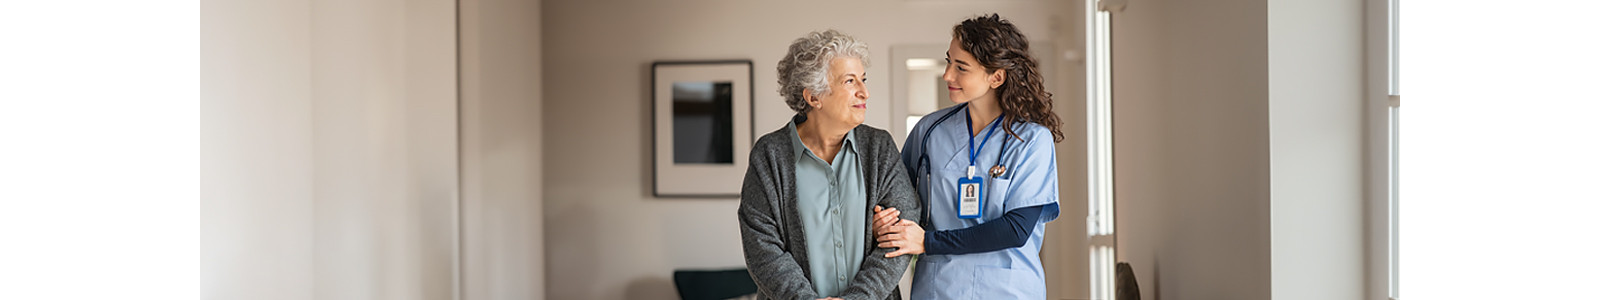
[989,165,1006,178]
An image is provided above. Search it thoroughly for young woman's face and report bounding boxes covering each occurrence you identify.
[807,56,869,127]
[942,38,1004,104]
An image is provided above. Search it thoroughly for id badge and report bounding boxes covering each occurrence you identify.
[956,176,984,219]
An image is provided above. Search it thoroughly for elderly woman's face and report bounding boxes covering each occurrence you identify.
[807,57,870,127]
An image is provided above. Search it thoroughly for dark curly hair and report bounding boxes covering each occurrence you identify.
[954,14,1064,143]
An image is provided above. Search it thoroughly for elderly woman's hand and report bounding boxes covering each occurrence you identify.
[871,205,901,239]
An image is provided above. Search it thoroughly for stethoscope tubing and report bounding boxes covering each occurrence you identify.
[914,104,1012,222]
[916,104,1011,179]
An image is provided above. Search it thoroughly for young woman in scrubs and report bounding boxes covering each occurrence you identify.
[872,14,1064,299]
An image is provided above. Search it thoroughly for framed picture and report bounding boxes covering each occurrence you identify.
[652,60,753,198]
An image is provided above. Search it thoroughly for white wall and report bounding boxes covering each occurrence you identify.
[202,0,458,299]
[540,1,1082,299]
[1267,0,1365,298]
[1112,0,1275,298]
[201,1,314,298]
[460,0,547,299]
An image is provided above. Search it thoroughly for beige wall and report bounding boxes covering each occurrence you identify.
[1112,0,1275,298]
[540,0,1082,299]
[202,0,458,299]
[307,0,458,299]
[1105,0,1169,297]
[1112,0,1372,298]
[460,0,547,299]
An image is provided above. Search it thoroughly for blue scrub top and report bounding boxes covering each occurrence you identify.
[901,104,1061,300]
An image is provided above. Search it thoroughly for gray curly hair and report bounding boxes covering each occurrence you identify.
[776,29,871,115]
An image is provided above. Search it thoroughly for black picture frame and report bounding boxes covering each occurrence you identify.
[651,60,754,198]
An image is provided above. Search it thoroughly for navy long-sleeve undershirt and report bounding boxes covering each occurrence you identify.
[923,204,1047,255]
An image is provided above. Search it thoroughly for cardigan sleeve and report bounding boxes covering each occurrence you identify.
[739,135,819,300]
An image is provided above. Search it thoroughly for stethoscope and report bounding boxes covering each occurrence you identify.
[912,103,1012,187]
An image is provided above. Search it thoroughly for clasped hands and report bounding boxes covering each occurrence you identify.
[871,205,925,258]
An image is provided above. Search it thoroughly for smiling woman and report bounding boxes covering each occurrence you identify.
[873,14,1064,300]
[739,29,920,300]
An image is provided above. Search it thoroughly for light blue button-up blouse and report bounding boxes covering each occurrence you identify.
[788,120,867,297]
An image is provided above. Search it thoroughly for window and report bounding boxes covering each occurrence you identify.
[1085,0,1116,299]
[1387,1,1399,298]
[1392,1,1600,298]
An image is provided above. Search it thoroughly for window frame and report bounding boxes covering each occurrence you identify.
[1363,0,1399,298]
[1085,0,1117,299]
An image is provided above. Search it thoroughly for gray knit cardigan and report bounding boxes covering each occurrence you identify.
[738,118,921,300]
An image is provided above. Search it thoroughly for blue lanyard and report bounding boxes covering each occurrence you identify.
[965,108,1003,179]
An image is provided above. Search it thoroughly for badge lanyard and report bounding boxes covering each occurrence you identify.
[957,111,1003,219]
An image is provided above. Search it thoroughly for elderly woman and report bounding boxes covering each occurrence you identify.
[738,29,920,300]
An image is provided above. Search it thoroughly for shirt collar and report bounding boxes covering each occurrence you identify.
[788,114,858,159]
